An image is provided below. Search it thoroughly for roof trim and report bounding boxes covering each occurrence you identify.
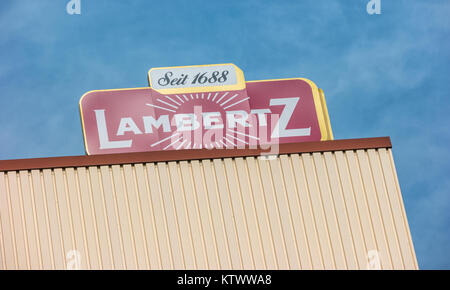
[0,137,391,172]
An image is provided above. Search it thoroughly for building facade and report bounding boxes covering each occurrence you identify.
[0,137,418,269]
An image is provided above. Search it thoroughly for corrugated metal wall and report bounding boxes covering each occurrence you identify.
[0,148,418,269]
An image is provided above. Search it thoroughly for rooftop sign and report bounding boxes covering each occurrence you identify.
[79,64,332,155]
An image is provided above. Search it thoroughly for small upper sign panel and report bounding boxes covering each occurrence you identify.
[148,63,246,94]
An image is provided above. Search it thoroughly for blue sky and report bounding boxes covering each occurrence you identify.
[0,0,449,269]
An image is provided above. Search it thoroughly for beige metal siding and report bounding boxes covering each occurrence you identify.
[0,148,418,269]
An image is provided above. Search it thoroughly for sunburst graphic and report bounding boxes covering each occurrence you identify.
[145,91,256,150]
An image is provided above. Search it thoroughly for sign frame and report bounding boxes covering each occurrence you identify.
[79,78,333,155]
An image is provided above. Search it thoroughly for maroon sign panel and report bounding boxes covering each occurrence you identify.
[79,79,330,155]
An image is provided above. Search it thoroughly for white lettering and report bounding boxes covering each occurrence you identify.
[367,250,381,270]
[251,109,271,126]
[203,112,223,129]
[174,114,200,131]
[116,117,143,136]
[95,110,132,149]
[269,98,311,138]
[66,0,81,15]
[226,110,250,128]
[66,250,81,270]
[367,0,381,15]
[143,115,171,133]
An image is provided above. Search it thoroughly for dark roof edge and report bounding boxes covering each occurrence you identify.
[0,137,391,172]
